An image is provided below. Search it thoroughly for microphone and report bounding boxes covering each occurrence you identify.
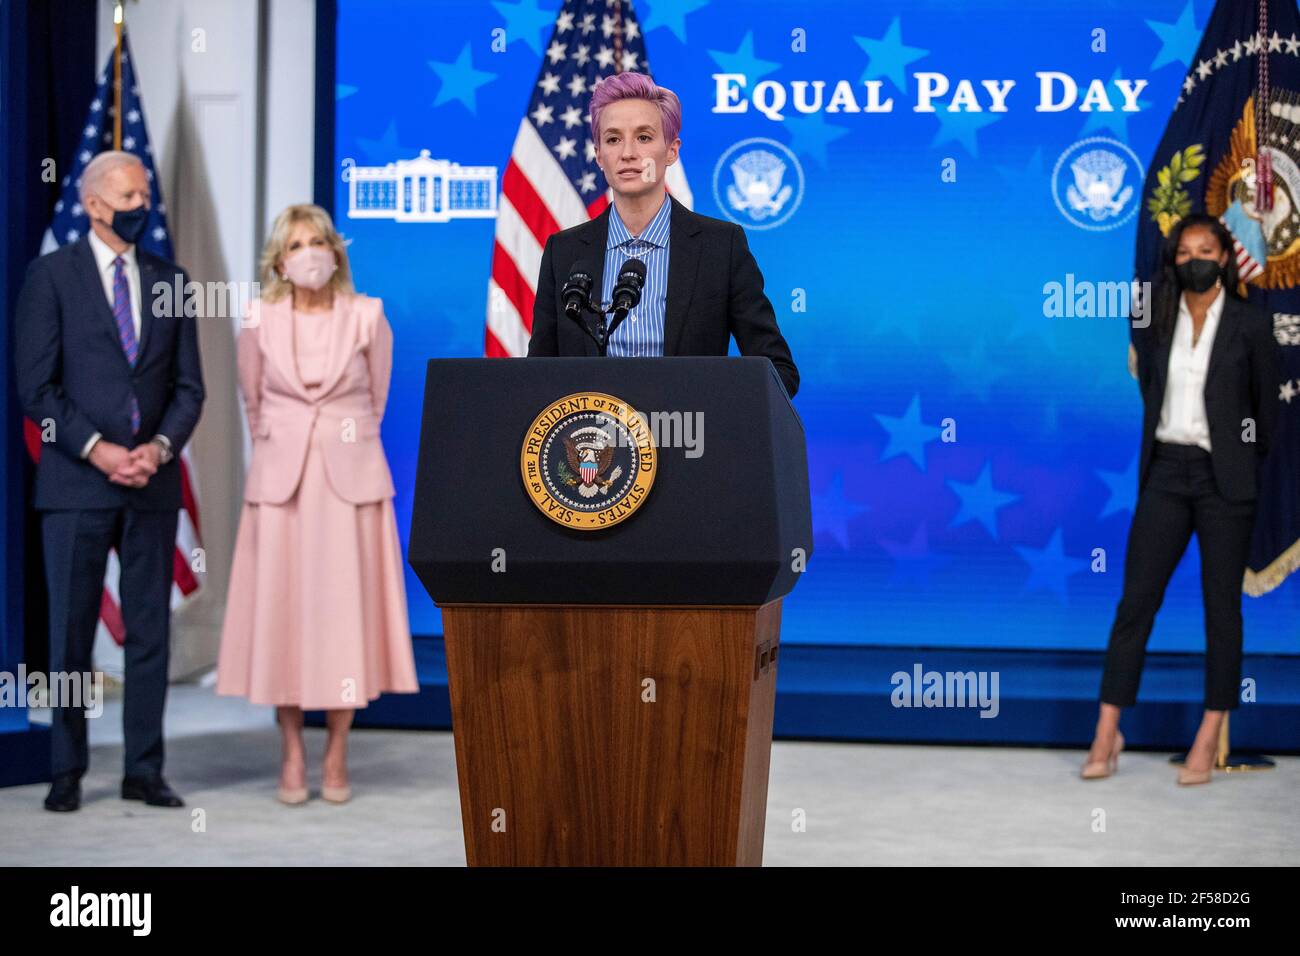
[561,263,597,320]
[610,257,646,314]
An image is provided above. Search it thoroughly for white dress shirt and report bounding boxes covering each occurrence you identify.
[1155,286,1225,453]
[81,230,156,459]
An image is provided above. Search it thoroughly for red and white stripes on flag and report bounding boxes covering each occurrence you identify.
[484,0,691,358]
[1231,235,1265,282]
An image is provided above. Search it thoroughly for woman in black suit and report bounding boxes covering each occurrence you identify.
[1082,213,1280,785]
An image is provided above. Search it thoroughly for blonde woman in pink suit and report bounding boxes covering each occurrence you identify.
[217,204,418,805]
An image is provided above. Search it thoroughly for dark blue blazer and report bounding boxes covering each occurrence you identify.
[527,195,800,398]
[13,236,205,511]
[1132,294,1280,503]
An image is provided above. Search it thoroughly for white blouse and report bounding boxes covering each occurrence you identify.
[1155,287,1225,452]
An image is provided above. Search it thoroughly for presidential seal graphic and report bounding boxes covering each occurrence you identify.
[1052,137,1144,232]
[1204,92,1300,289]
[712,137,804,231]
[520,392,657,530]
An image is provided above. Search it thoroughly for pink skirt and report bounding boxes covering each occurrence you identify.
[216,436,419,709]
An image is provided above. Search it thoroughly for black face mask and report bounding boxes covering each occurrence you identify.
[1176,257,1222,293]
[107,204,149,245]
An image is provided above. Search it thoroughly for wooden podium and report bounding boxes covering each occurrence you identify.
[409,358,811,866]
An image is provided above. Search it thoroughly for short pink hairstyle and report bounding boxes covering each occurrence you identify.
[589,72,682,144]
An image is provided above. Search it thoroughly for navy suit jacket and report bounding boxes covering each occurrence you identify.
[13,236,205,511]
[1132,294,1279,503]
[527,195,800,398]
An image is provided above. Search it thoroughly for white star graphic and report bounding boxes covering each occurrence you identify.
[127,109,140,123]
[585,138,596,162]
[578,171,597,193]
[1214,49,1229,68]
[1281,379,1297,403]
[580,13,595,34]
[595,45,615,68]
[1196,58,1213,80]
[621,49,639,71]
[601,13,616,38]
[572,43,591,67]
[553,136,577,160]
[626,19,640,41]
[546,40,567,64]
[70,202,82,216]
[1231,39,1243,61]
[90,99,101,112]
[538,71,560,95]
[1183,75,1196,94]
[530,103,555,127]
[1269,30,1283,52]
[1288,33,1300,54]
[556,10,574,33]
[560,105,583,129]
[568,73,588,97]
[123,136,136,150]
[83,124,95,138]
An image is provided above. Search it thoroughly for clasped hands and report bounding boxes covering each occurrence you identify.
[89,439,162,488]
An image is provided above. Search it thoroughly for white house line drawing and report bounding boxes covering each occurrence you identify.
[344,150,498,222]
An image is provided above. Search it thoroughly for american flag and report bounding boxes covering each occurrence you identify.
[26,31,203,677]
[485,0,693,357]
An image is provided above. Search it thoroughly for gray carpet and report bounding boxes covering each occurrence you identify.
[2,683,1295,866]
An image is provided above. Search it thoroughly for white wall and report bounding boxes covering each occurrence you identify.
[96,0,317,679]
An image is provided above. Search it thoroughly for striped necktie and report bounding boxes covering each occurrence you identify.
[111,255,141,434]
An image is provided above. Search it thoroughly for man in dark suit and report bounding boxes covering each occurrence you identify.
[14,151,204,811]
[527,72,798,398]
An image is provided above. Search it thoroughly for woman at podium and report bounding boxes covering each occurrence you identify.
[217,204,418,805]
[526,71,799,399]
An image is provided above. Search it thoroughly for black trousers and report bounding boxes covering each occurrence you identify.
[42,507,178,779]
[1100,442,1256,711]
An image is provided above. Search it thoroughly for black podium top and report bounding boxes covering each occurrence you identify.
[408,356,812,605]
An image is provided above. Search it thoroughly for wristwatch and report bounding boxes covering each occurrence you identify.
[151,434,174,465]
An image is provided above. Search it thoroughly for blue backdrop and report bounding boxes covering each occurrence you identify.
[331,0,1298,653]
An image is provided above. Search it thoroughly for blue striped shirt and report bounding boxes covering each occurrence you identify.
[602,194,671,357]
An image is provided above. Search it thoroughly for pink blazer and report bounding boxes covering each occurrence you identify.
[237,292,396,505]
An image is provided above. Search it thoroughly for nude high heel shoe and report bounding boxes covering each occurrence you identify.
[1177,753,1214,786]
[1081,730,1124,779]
[277,785,308,805]
[278,758,308,805]
[321,761,351,804]
[321,784,351,804]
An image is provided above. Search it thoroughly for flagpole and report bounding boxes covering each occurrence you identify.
[113,1,124,150]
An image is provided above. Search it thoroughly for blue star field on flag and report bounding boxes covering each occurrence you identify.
[46,32,173,261]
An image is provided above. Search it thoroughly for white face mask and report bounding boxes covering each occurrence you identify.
[281,246,337,291]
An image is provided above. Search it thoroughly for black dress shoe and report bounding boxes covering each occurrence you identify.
[44,774,82,812]
[121,776,184,807]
